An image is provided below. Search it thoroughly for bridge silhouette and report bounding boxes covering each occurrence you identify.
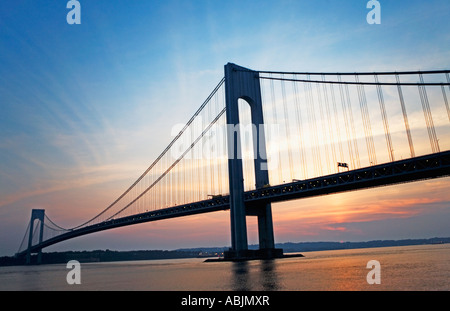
[16,63,450,263]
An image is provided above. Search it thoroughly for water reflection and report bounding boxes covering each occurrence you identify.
[231,261,250,291]
[231,260,281,291]
[260,260,280,290]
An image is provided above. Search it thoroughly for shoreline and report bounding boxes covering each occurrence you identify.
[2,237,448,267]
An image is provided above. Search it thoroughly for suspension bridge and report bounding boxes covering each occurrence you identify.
[16,63,450,263]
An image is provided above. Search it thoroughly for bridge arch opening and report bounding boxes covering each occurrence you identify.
[238,98,257,191]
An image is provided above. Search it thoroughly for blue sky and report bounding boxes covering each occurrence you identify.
[0,1,449,256]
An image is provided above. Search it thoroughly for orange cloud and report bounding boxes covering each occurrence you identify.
[321,225,349,232]
[271,177,450,240]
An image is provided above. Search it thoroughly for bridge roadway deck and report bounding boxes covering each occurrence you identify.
[18,150,450,256]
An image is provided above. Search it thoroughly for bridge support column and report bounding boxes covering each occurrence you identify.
[224,63,283,260]
[26,209,45,265]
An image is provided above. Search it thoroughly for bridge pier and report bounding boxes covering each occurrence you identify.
[26,209,45,265]
[224,63,283,260]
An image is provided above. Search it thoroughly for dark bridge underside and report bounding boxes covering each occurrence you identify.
[18,150,450,257]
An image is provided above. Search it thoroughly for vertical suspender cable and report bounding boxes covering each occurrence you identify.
[197,111,202,201]
[144,167,147,211]
[217,119,223,195]
[208,97,214,194]
[442,73,450,122]
[447,73,450,121]
[322,75,337,172]
[165,152,168,207]
[375,74,394,162]
[304,79,316,176]
[171,149,174,206]
[17,221,31,254]
[202,110,208,199]
[174,154,178,206]
[269,74,283,183]
[214,91,220,194]
[305,76,322,176]
[203,105,208,199]
[215,94,221,193]
[160,153,164,208]
[168,151,171,206]
[281,76,294,181]
[396,74,415,158]
[153,171,156,210]
[418,73,440,153]
[345,81,361,168]
[316,76,331,174]
[442,85,450,122]
[355,75,376,166]
[445,73,450,122]
[292,74,308,179]
[330,82,345,165]
[338,75,355,169]
[182,153,185,205]
[447,73,450,93]
[221,84,227,192]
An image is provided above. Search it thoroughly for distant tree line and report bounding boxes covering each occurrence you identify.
[0,249,201,266]
[1,237,448,266]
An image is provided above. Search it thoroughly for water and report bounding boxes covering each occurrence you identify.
[1,244,449,291]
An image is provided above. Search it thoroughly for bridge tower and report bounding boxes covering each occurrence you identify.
[224,63,283,260]
[26,209,45,264]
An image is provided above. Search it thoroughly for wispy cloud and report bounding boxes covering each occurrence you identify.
[273,179,450,240]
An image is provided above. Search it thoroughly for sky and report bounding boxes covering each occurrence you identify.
[1,0,450,256]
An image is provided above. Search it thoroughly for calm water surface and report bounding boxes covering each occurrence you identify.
[1,244,449,291]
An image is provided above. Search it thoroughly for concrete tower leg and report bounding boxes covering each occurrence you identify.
[26,209,45,265]
[224,63,283,260]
